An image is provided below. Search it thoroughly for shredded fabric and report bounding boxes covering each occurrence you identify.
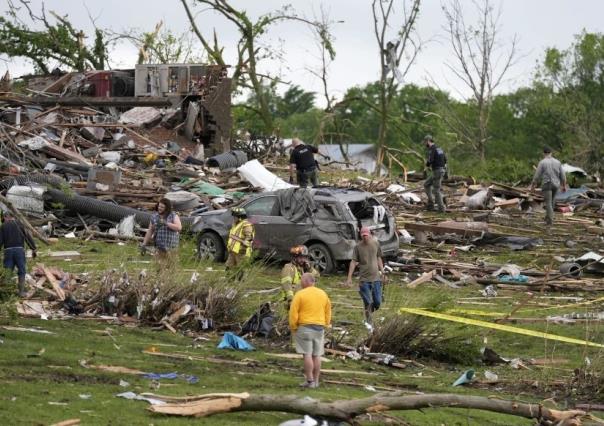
[372,205,386,223]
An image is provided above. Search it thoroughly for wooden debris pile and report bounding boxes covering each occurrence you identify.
[0,96,258,235]
[18,266,242,332]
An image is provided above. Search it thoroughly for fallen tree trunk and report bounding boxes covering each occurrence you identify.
[148,392,587,424]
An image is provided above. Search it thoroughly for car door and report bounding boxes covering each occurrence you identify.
[241,195,278,257]
[266,211,313,260]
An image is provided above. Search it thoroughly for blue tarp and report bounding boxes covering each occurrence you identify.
[142,372,199,384]
[217,332,255,351]
[555,187,589,202]
[498,274,529,283]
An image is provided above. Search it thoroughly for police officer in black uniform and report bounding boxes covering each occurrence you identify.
[423,135,447,212]
[289,138,319,188]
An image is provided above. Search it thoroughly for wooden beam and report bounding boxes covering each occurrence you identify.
[403,222,492,237]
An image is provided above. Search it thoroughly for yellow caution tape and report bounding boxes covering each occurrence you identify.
[446,308,505,317]
[400,308,604,348]
[520,296,604,312]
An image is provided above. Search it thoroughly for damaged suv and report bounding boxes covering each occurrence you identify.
[192,187,399,274]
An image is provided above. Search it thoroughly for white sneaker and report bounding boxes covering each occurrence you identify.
[363,321,374,332]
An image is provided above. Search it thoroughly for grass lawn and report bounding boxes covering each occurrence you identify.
[1,226,603,425]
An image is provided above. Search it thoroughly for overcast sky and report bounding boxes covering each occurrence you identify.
[2,0,603,104]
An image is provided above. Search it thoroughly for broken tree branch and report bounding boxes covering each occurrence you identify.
[148,392,588,424]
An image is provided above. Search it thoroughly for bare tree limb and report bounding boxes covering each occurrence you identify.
[371,0,422,175]
[148,391,591,425]
[441,0,519,161]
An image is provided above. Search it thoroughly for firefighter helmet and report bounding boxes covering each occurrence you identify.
[231,207,247,218]
[290,245,309,257]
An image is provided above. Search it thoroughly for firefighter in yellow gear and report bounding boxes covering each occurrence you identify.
[281,245,320,305]
[226,207,255,272]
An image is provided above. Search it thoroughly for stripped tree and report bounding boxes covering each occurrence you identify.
[303,6,353,163]
[119,21,206,65]
[372,0,422,175]
[181,0,332,135]
[441,0,518,161]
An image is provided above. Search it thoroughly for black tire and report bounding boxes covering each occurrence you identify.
[197,232,225,262]
[308,243,335,275]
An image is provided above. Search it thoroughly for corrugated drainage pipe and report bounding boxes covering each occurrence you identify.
[45,189,195,228]
[559,262,582,278]
[46,188,153,226]
[206,150,248,170]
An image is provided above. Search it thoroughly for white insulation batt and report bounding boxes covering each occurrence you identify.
[237,159,294,192]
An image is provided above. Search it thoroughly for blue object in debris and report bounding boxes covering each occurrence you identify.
[452,369,475,386]
[217,332,255,351]
[142,372,178,380]
[498,274,529,283]
[182,374,199,384]
[142,372,199,383]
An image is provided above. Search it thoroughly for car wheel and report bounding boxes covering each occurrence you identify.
[197,232,225,262]
[308,243,335,274]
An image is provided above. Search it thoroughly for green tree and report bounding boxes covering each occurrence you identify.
[324,82,451,172]
[536,31,604,174]
[275,85,316,118]
[0,1,109,73]
[233,84,316,137]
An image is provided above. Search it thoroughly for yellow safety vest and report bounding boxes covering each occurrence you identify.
[227,220,254,257]
[281,263,302,285]
[280,263,320,301]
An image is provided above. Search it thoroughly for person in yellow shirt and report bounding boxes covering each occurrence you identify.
[280,245,320,306]
[225,207,254,279]
[289,273,331,389]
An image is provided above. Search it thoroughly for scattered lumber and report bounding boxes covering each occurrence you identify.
[407,270,435,289]
[41,264,66,301]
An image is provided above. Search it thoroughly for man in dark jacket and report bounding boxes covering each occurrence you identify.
[0,210,37,296]
[422,135,447,212]
[289,138,319,188]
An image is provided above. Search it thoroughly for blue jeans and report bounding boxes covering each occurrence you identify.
[3,247,27,279]
[359,281,382,312]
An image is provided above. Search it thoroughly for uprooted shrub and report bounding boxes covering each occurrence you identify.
[365,314,481,365]
[72,268,242,331]
[566,356,604,402]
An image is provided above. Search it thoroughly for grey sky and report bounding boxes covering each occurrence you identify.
[2,0,603,104]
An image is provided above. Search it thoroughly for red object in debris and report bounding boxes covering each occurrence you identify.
[557,206,572,213]
[88,71,112,97]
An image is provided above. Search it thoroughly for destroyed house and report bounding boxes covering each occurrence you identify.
[15,64,232,156]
